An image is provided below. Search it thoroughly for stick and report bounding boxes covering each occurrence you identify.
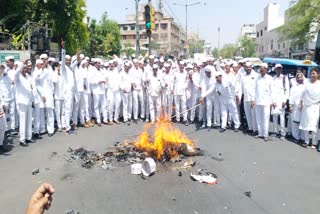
[171,103,202,119]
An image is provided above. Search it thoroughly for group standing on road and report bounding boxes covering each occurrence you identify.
[0,39,320,152]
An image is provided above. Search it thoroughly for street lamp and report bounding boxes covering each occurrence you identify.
[135,0,140,57]
[218,27,220,55]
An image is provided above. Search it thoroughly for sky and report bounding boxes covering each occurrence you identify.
[86,0,289,48]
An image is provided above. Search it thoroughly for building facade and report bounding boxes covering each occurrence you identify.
[241,24,256,39]
[118,4,186,56]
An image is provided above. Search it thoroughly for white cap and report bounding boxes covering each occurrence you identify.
[220,63,226,67]
[27,60,32,66]
[103,62,109,67]
[154,58,159,63]
[179,60,185,65]
[208,56,214,61]
[216,71,223,76]
[164,63,170,68]
[122,55,128,59]
[36,59,43,65]
[168,59,173,63]
[65,55,71,60]
[85,57,90,61]
[131,54,136,58]
[40,54,48,59]
[109,60,114,64]
[226,61,232,66]
[201,57,208,63]
[124,61,130,67]
[139,60,144,64]
[159,58,165,63]
[152,64,159,69]
[149,55,155,59]
[275,64,283,68]
[71,55,77,63]
[245,62,252,67]
[5,56,14,61]
[48,57,55,62]
[80,54,85,59]
[81,60,87,66]
[261,63,268,68]
[133,59,139,63]
[204,67,211,73]
[232,63,238,67]
[186,63,193,69]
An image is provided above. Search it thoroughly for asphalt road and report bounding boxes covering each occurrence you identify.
[0,121,320,214]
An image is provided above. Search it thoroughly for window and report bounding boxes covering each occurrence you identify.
[257,32,259,38]
[271,44,273,50]
[298,43,304,50]
[130,26,135,31]
[122,35,127,40]
[123,26,128,31]
[260,30,263,36]
[264,26,267,30]
[283,43,285,48]
[278,44,280,49]
[161,23,168,30]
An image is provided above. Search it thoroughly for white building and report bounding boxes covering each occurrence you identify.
[241,24,256,39]
[256,2,318,60]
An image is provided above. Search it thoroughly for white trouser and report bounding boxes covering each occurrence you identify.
[162,93,173,121]
[40,108,54,134]
[304,130,318,145]
[244,101,257,131]
[33,103,40,134]
[0,114,5,145]
[144,89,150,119]
[272,109,286,137]
[121,92,132,121]
[93,94,107,124]
[132,90,145,120]
[84,93,91,122]
[206,96,214,127]
[73,92,84,125]
[174,95,187,122]
[149,96,161,122]
[3,99,16,130]
[291,119,302,140]
[64,92,74,131]
[220,100,240,129]
[213,95,221,126]
[55,100,66,129]
[255,105,270,137]
[190,91,203,122]
[17,103,32,142]
[107,90,121,122]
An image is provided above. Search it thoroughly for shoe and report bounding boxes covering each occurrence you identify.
[301,143,308,148]
[134,119,138,124]
[83,123,90,128]
[0,145,10,152]
[114,120,120,125]
[184,121,189,126]
[280,136,285,141]
[201,123,206,128]
[264,137,270,142]
[66,129,75,135]
[72,124,78,130]
[87,121,94,127]
[26,139,35,144]
[145,119,149,122]
[58,128,63,132]
[97,123,102,127]
[10,130,18,136]
[33,133,41,139]
[48,133,54,137]
[20,141,28,147]
[219,128,226,133]
[311,145,317,150]
[234,128,239,132]
[106,121,113,125]
[254,135,262,139]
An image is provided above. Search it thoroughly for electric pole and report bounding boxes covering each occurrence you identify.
[135,0,140,57]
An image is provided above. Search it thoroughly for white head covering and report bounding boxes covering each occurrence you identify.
[164,63,170,68]
[261,63,268,68]
[246,62,253,67]
[275,64,283,68]
[36,59,43,65]
[5,56,14,61]
[186,63,193,69]
[80,54,85,59]
[152,64,159,69]
[149,55,155,59]
[48,57,55,62]
[65,55,71,60]
[40,54,48,59]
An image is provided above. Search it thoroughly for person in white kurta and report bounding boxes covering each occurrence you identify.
[148,64,162,124]
[34,57,54,136]
[252,63,273,141]
[130,60,145,122]
[90,60,108,126]
[289,73,305,142]
[106,61,121,124]
[0,64,10,151]
[190,63,204,123]
[161,63,174,121]
[299,68,320,149]
[239,63,258,134]
[271,64,289,139]
[51,62,65,132]
[173,62,188,125]
[83,62,94,127]
[120,62,133,122]
[14,62,34,145]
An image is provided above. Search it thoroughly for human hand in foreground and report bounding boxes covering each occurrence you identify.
[26,183,55,214]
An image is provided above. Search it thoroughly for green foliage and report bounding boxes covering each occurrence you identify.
[87,13,121,57]
[237,35,256,57]
[188,40,205,57]
[121,42,135,58]
[279,0,320,44]
[219,44,237,58]
[212,47,219,58]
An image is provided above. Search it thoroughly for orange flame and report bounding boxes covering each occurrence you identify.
[133,119,194,160]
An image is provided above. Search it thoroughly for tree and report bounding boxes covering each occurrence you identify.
[279,0,320,44]
[188,40,205,57]
[237,35,256,57]
[121,42,135,58]
[219,44,237,58]
[87,13,121,57]
[212,47,219,58]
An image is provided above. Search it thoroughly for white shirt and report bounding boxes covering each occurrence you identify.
[106,69,121,92]
[120,70,132,92]
[216,79,237,104]
[148,74,162,96]
[289,81,305,106]
[0,73,14,102]
[61,49,77,93]
[254,74,273,106]
[272,74,290,104]
[14,72,33,105]
[90,66,105,95]
[161,72,174,95]
[74,65,85,93]
[52,70,64,100]
[34,66,54,108]
[201,75,216,98]
[240,71,258,102]
[130,67,144,91]
[173,71,187,96]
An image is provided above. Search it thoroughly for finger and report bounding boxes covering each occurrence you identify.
[38,195,50,209]
[37,183,55,195]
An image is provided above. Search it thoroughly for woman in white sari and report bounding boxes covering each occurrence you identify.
[289,73,305,143]
[299,68,320,149]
